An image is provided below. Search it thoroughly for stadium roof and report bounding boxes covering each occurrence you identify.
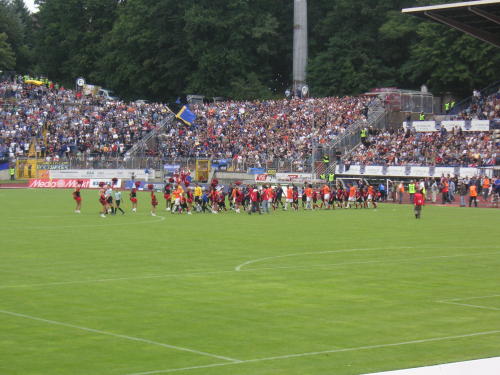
[402,0,500,47]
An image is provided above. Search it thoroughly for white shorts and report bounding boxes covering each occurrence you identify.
[324,194,330,201]
[174,198,181,205]
[348,196,356,202]
[286,198,293,203]
[306,196,312,202]
[368,194,373,200]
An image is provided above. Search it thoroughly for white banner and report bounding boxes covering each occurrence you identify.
[409,167,429,177]
[336,165,361,175]
[433,167,455,177]
[275,173,314,182]
[404,121,437,132]
[441,120,465,131]
[255,174,276,183]
[470,120,490,131]
[363,166,384,175]
[50,169,149,179]
[89,179,122,188]
[404,120,489,132]
[387,166,406,176]
[337,165,486,178]
[459,167,485,178]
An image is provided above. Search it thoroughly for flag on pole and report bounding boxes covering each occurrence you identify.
[176,105,196,125]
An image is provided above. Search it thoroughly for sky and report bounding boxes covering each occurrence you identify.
[24,0,38,13]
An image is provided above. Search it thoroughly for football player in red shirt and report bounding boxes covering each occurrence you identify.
[98,188,108,218]
[72,181,83,213]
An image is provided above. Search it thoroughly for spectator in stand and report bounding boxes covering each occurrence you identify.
[344,127,496,167]
[1,78,375,166]
[452,90,500,121]
[0,79,170,160]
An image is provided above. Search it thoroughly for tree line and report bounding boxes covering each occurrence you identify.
[0,0,498,101]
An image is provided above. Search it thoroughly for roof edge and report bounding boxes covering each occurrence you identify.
[402,0,500,14]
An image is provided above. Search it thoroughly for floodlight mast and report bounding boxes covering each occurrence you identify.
[293,0,308,95]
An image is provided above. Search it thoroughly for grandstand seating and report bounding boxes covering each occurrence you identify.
[1,79,372,162]
[1,78,497,170]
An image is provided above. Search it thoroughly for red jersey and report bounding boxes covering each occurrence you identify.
[414,192,424,206]
[250,189,259,202]
[235,190,244,203]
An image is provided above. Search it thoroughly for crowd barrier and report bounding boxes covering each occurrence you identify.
[403,120,492,132]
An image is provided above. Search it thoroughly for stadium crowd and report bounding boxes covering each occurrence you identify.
[0,79,171,159]
[156,96,372,162]
[1,76,497,174]
[452,89,500,121]
[344,127,497,167]
[1,78,373,163]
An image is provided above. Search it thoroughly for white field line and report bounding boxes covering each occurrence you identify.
[439,294,500,302]
[251,251,500,273]
[0,309,240,363]
[234,245,500,271]
[123,330,500,375]
[0,270,237,289]
[1,248,499,290]
[437,301,500,311]
[234,246,414,271]
[436,294,500,311]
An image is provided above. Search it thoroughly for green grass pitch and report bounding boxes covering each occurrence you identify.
[0,188,499,375]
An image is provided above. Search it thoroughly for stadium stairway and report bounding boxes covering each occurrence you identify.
[124,113,176,157]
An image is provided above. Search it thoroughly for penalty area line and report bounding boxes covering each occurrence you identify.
[437,301,500,311]
[0,309,241,363]
[234,245,500,271]
[123,329,500,375]
[235,246,415,271]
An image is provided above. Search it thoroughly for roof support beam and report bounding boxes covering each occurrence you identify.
[425,11,500,47]
[468,6,500,25]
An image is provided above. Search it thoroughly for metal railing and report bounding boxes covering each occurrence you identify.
[314,107,388,162]
[125,113,176,157]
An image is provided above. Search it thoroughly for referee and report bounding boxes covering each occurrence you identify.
[114,189,125,215]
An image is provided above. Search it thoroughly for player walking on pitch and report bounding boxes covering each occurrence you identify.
[114,189,125,215]
[413,189,424,219]
[72,180,83,213]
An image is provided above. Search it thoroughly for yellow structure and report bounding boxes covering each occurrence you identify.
[195,159,211,182]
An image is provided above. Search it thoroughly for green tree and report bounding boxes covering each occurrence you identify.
[0,0,26,71]
[98,0,292,101]
[401,22,500,97]
[96,0,195,101]
[35,0,118,83]
[183,0,292,99]
[0,32,16,70]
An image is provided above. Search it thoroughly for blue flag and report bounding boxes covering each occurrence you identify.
[176,105,196,125]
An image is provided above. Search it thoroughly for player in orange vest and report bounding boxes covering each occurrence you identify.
[285,185,293,211]
[305,185,313,210]
[320,184,331,209]
[469,184,478,207]
[348,184,357,208]
[482,177,490,202]
[367,185,377,209]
